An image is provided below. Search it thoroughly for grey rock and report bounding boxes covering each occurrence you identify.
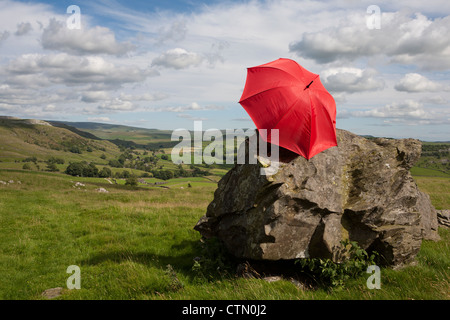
[42,287,63,299]
[194,129,440,268]
[437,210,450,229]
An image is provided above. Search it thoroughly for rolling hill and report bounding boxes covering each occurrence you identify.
[0,116,121,163]
[48,120,175,148]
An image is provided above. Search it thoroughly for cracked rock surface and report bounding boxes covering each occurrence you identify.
[194,129,440,268]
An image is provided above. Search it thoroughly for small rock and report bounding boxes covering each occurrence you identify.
[263,276,282,283]
[96,187,109,193]
[289,278,306,290]
[0,180,6,185]
[437,210,450,229]
[8,180,14,184]
[42,287,63,299]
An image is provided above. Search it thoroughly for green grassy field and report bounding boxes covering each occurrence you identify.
[0,168,448,300]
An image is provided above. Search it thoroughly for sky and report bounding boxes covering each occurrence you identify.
[0,0,449,141]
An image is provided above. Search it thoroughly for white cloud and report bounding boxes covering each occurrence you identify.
[41,18,135,56]
[87,116,111,122]
[81,91,110,103]
[321,67,385,93]
[0,52,159,115]
[15,22,32,36]
[43,104,56,111]
[177,113,208,121]
[0,30,9,44]
[157,102,224,113]
[2,53,157,87]
[355,100,426,119]
[118,92,169,102]
[420,95,448,105]
[289,12,450,70]
[353,99,450,125]
[157,20,187,44]
[395,73,444,92]
[152,48,204,69]
[98,98,134,111]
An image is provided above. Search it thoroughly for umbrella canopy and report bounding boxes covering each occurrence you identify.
[239,58,337,160]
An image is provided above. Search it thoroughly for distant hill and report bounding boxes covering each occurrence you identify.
[48,121,102,140]
[49,120,179,149]
[0,117,120,162]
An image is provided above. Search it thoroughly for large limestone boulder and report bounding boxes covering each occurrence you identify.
[194,129,440,268]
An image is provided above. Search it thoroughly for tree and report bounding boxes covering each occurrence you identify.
[99,167,112,178]
[121,170,131,178]
[46,163,59,172]
[125,175,138,187]
[47,157,65,164]
[65,161,99,177]
[69,145,82,154]
[22,163,31,170]
[108,159,122,168]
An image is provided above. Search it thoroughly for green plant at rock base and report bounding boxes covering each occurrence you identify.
[192,237,236,282]
[295,240,379,288]
[164,264,184,292]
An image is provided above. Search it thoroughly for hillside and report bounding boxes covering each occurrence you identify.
[49,121,175,148]
[1,116,448,179]
[0,117,121,164]
[0,116,230,179]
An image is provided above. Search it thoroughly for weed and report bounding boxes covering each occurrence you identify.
[295,240,379,288]
[192,237,236,281]
[164,264,184,292]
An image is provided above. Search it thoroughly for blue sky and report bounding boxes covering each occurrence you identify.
[0,0,449,140]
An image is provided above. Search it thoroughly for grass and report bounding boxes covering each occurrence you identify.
[411,166,450,178]
[413,176,450,210]
[0,168,449,300]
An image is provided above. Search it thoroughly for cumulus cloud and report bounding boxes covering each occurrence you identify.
[81,91,110,103]
[41,19,135,56]
[118,92,169,102]
[98,98,134,111]
[0,31,10,44]
[420,95,448,105]
[395,73,444,92]
[15,22,32,36]
[321,67,385,93]
[2,53,157,87]
[43,104,56,111]
[0,53,159,115]
[355,100,426,119]
[152,48,204,69]
[352,99,450,125]
[289,12,450,70]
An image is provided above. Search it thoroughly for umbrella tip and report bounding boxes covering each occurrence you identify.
[304,80,314,90]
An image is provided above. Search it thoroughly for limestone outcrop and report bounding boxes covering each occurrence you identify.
[194,129,440,268]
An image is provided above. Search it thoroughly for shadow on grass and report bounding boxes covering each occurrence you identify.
[79,239,205,278]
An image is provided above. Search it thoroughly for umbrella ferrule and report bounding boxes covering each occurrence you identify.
[304,80,314,90]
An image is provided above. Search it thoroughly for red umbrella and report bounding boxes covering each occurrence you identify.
[239,58,337,159]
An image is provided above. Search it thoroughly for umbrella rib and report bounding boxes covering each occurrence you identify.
[239,85,301,103]
[252,65,306,82]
